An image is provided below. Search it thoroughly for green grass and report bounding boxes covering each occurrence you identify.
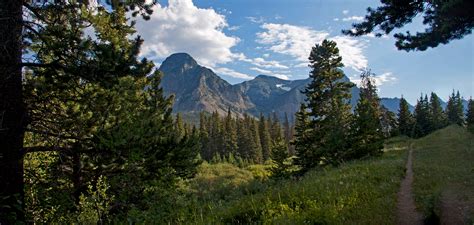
[411,125,474,222]
[179,146,407,224]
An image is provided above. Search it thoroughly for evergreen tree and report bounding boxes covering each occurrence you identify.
[413,95,431,137]
[447,90,465,125]
[293,104,314,171]
[380,106,398,137]
[295,39,354,170]
[283,112,292,145]
[209,111,224,157]
[237,114,253,161]
[175,113,185,139]
[248,116,263,164]
[429,92,448,131]
[343,0,474,51]
[258,113,273,161]
[199,112,211,160]
[397,96,414,137]
[223,109,238,155]
[348,70,384,159]
[270,112,283,141]
[467,98,474,133]
[270,138,290,179]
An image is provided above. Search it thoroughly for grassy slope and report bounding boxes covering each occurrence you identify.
[185,146,407,224]
[411,125,474,221]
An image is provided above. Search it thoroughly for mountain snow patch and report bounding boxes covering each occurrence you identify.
[276,84,291,91]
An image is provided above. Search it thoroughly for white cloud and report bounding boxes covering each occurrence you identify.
[331,36,368,71]
[251,57,289,69]
[135,0,241,67]
[214,67,254,79]
[350,72,397,87]
[273,74,290,80]
[364,32,390,39]
[374,72,397,86]
[246,16,265,23]
[257,23,368,71]
[333,18,340,21]
[250,67,272,74]
[342,16,364,22]
[342,10,349,15]
[263,53,270,58]
[228,26,240,31]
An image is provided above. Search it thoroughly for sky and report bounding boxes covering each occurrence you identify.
[132,0,473,105]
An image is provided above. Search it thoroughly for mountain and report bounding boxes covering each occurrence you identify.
[159,53,254,116]
[380,98,415,113]
[159,53,412,120]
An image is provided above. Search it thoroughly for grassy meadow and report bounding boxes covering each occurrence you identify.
[117,126,474,224]
[411,125,474,223]
[137,140,408,224]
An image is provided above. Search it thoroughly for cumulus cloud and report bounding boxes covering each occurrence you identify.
[256,23,368,71]
[342,16,364,22]
[135,0,241,67]
[342,10,349,15]
[213,67,254,79]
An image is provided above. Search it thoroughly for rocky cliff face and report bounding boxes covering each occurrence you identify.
[159,53,254,116]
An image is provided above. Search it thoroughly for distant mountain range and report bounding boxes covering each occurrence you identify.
[158,53,414,120]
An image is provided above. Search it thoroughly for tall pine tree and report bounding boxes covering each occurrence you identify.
[447,90,465,125]
[295,40,354,171]
[413,95,431,137]
[467,98,474,133]
[397,96,414,137]
[259,113,273,162]
[348,70,384,159]
[429,92,448,131]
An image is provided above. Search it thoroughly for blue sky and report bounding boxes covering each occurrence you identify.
[134,0,473,104]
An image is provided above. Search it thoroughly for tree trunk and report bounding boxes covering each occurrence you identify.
[0,0,25,223]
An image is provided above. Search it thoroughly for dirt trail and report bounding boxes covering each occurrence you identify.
[397,147,423,225]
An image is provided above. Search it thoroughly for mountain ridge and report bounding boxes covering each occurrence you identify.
[158,53,411,119]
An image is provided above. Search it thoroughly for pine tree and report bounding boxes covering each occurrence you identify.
[398,96,414,137]
[380,106,398,137]
[1,1,157,221]
[447,90,465,125]
[223,109,238,155]
[270,112,283,141]
[175,113,185,139]
[293,104,314,171]
[349,70,384,159]
[413,94,431,137]
[258,113,273,162]
[249,116,263,164]
[270,138,290,179]
[283,112,292,145]
[199,112,211,160]
[467,98,474,133]
[429,92,448,131]
[295,39,354,169]
[209,111,224,157]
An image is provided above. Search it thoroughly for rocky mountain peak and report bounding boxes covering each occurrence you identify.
[159,52,198,72]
